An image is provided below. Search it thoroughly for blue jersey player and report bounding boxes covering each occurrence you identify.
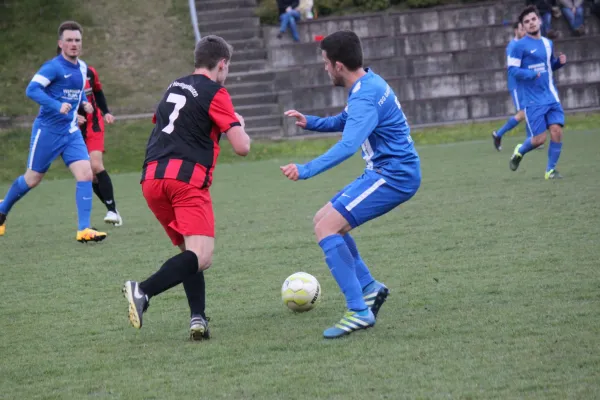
[507,6,567,179]
[280,30,421,339]
[0,21,107,242]
[492,21,527,151]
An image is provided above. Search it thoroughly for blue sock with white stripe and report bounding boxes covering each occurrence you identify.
[546,141,562,172]
[319,234,367,312]
[342,233,375,290]
[496,117,519,138]
[0,176,31,215]
[518,137,535,156]
[75,181,93,230]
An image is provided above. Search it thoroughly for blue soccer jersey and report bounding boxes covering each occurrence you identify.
[299,69,421,189]
[25,54,88,134]
[506,38,521,92]
[507,36,564,107]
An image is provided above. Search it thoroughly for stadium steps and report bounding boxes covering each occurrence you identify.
[196,0,284,138]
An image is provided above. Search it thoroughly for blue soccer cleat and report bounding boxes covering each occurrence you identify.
[323,309,375,339]
[362,280,389,318]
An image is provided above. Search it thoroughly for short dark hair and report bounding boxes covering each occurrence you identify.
[519,5,540,24]
[512,21,521,30]
[58,21,83,38]
[194,35,233,70]
[319,30,363,71]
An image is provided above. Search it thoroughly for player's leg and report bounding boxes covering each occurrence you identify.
[492,91,525,151]
[510,106,548,171]
[314,201,383,314]
[64,133,107,242]
[87,130,122,226]
[124,180,212,332]
[545,103,565,179]
[0,124,55,234]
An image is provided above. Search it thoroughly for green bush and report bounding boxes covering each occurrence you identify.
[352,0,391,11]
[405,0,444,7]
[256,0,280,25]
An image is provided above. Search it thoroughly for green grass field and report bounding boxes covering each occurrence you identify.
[1,126,599,399]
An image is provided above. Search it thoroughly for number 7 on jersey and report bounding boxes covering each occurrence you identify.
[162,93,187,134]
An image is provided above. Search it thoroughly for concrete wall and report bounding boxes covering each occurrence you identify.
[265,1,600,135]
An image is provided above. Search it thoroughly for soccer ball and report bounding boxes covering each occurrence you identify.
[281,272,321,312]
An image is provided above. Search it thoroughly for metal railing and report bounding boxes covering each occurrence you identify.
[188,0,201,43]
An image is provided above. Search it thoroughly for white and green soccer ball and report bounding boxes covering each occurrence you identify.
[281,272,321,312]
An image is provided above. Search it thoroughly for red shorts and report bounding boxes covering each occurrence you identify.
[142,179,215,246]
[85,129,105,153]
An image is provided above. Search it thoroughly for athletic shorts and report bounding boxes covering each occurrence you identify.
[142,179,215,246]
[84,129,105,153]
[330,169,420,229]
[27,120,89,173]
[524,102,565,137]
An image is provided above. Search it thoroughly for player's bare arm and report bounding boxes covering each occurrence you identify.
[81,101,94,114]
[225,113,250,156]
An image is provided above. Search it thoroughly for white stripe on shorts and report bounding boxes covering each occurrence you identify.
[28,128,42,169]
[345,178,386,212]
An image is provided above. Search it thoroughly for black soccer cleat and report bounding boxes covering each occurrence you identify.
[189,315,210,341]
[122,281,149,329]
[492,131,502,151]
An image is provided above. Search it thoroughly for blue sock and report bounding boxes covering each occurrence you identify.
[496,117,520,138]
[342,233,375,290]
[319,234,367,312]
[518,137,535,156]
[75,181,93,230]
[546,141,563,172]
[0,176,31,215]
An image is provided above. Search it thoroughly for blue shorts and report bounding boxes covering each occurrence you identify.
[27,121,89,173]
[524,103,564,137]
[510,88,524,112]
[331,170,419,229]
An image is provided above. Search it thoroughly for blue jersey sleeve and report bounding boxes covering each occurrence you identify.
[305,111,348,132]
[508,42,539,82]
[25,62,62,112]
[297,97,379,180]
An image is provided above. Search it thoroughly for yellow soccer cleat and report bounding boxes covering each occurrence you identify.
[76,227,107,243]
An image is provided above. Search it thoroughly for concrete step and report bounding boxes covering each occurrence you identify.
[270,35,600,89]
[229,59,267,74]
[291,82,600,128]
[196,0,257,12]
[197,7,256,22]
[226,81,274,96]
[228,38,264,51]
[246,125,283,138]
[235,103,279,117]
[201,17,260,33]
[228,70,276,85]
[231,92,277,107]
[210,27,259,42]
[243,114,283,130]
[233,48,268,63]
[284,58,600,107]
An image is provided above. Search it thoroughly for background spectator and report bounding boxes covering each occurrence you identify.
[559,0,586,35]
[277,0,301,42]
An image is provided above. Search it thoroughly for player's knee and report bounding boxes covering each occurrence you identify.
[24,171,43,188]
[91,160,105,175]
[195,252,213,271]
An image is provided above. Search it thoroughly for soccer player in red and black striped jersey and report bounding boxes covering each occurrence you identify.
[76,65,122,226]
[122,35,251,340]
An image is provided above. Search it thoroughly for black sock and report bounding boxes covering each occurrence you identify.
[139,251,198,298]
[183,271,206,318]
[92,181,104,204]
[95,170,116,212]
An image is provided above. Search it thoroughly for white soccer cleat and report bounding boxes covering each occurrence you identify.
[104,210,123,227]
